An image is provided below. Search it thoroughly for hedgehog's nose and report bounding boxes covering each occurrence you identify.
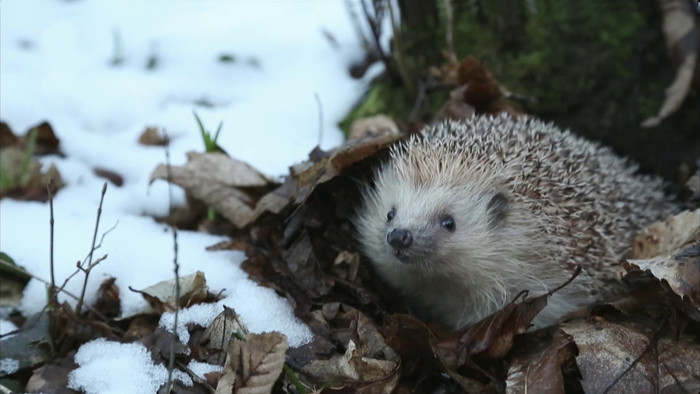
[387,228,413,249]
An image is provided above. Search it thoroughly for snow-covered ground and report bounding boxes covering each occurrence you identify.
[1,1,383,391]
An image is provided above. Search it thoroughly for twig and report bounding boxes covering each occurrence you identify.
[549,265,582,296]
[343,0,372,51]
[163,130,181,393]
[76,182,108,315]
[0,260,111,323]
[176,360,215,393]
[360,0,397,82]
[387,0,417,97]
[444,0,457,61]
[602,318,665,393]
[48,183,57,304]
[314,92,324,147]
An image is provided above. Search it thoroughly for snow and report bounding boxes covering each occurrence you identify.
[0,319,17,337]
[1,0,384,392]
[187,360,223,380]
[0,358,20,375]
[67,338,192,393]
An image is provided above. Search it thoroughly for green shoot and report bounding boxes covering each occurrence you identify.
[193,111,224,221]
[0,127,38,190]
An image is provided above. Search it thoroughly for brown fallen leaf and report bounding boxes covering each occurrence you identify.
[138,126,168,146]
[93,277,121,319]
[435,56,525,120]
[626,241,700,321]
[216,332,288,394]
[24,355,79,394]
[282,231,335,299]
[139,326,190,364]
[458,266,582,362]
[201,305,249,365]
[349,114,400,140]
[505,330,578,394]
[92,168,124,187]
[150,152,275,228]
[299,307,400,392]
[28,121,61,156]
[642,0,700,127]
[0,146,64,201]
[288,131,401,205]
[0,121,18,148]
[631,209,700,259]
[128,271,208,315]
[562,317,700,393]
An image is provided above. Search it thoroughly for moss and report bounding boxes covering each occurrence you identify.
[339,0,699,180]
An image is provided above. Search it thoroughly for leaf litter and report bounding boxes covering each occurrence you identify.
[3,55,700,394]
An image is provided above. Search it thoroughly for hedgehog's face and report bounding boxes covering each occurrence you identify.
[355,165,509,275]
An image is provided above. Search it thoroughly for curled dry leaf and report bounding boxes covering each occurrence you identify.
[94,277,121,319]
[24,356,78,394]
[201,306,250,364]
[288,132,401,205]
[0,121,18,148]
[128,271,208,316]
[138,126,168,146]
[92,168,124,187]
[642,0,700,127]
[562,317,700,393]
[349,114,400,140]
[215,332,288,394]
[505,330,578,394]
[458,267,581,362]
[28,121,61,156]
[435,56,524,120]
[626,241,700,320]
[0,146,64,201]
[282,231,335,299]
[150,152,274,228]
[632,209,700,259]
[299,308,400,392]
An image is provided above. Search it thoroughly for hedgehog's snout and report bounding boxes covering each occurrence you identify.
[387,228,413,249]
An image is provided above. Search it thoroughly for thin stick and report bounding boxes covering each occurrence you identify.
[76,182,108,315]
[387,0,416,97]
[314,93,324,148]
[164,131,181,393]
[0,259,111,323]
[48,183,57,304]
[444,0,456,60]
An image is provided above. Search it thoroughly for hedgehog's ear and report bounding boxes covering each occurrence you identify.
[486,192,508,228]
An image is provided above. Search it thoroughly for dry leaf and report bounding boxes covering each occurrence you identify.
[626,241,700,320]
[138,126,168,146]
[92,168,124,187]
[642,0,700,127]
[150,152,274,228]
[0,146,64,201]
[632,209,700,259]
[349,114,400,140]
[562,318,700,393]
[24,356,79,394]
[201,306,250,364]
[505,330,577,394]
[0,121,18,148]
[288,132,400,205]
[128,271,208,315]
[216,332,288,394]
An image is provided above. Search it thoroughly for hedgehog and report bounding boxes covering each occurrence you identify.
[354,114,678,330]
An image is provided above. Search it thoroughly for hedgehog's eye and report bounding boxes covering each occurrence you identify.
[441,215,455,231]
[387,208,396,222]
